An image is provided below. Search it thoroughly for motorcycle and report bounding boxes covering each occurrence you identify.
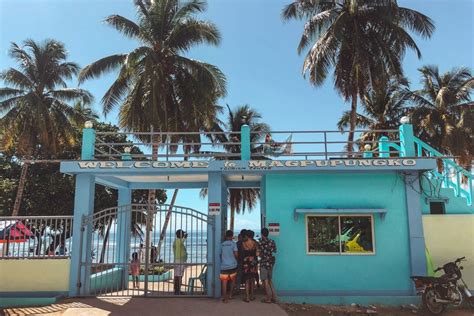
[411,257,473,314]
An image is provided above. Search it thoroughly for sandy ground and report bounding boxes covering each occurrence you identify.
[280,302,474,316]
[1,296,287,316]
[3,295,473,316]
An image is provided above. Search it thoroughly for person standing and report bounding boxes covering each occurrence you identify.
[235,229,247,295]
[259,227,277,303]
[150,243,158,263]
[173,229,188,295]
[138,243,145,263]
[130,252,140,289]
[242,230,259,302]
[248,230,261,289]
[220,230,238,303]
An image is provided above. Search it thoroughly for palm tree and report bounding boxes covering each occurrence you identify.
[337,78,410,150]
[407,65,474,170]
[78,0,226,259]
[0,39,93,216]
[71,101,99,128]
[282,0,434,153]
[201,105,270,231]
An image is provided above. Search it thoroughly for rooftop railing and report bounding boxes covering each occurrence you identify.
[78,119,472,206]
[85,127,402,161]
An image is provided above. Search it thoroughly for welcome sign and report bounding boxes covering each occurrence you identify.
[77,158,417,170]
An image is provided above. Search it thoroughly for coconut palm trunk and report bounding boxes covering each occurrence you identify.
[229,208,235,232]
[99,217,113,263]
[145,137,159,263]
[155,189,179,260]
[11,162,29,216]
[347,91,358,155]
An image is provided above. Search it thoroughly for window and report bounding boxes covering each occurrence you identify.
[306,215,374,255]
[429,201,445,215]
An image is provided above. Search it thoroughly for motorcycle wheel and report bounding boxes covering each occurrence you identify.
[468,297,474,308]
[422,288,446,315]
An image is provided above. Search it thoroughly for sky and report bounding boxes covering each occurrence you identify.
[1,0,473,231]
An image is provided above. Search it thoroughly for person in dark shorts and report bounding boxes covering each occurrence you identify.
[235,229,247,294]
[259,227,277,303]
[220,230,238,303]
[242,230,259,302]
[248,230,261,289]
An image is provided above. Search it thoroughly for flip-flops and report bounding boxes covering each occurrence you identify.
[261,299,272,304]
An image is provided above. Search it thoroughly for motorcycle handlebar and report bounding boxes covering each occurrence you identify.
[455,257,466,263]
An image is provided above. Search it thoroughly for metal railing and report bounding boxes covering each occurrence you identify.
[250,129,401,160]
[92,129,402,161]
[0,216,73,259]
[414,137,473,205]
[94,131,243,160]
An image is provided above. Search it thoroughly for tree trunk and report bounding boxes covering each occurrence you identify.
[229,208,235,232]
[12,162,29,216]
[145,134,159,263]
[347,90,358,155]
[156,189,179,260]
[99,217,113,263]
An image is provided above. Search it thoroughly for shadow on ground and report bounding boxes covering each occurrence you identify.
[2,295,286,316]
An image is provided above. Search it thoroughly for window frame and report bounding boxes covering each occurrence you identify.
[305,214,376,256]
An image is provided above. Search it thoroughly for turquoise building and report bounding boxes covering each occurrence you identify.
[56,119,473,305]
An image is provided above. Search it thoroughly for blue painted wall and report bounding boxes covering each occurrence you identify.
[264,173,413,295]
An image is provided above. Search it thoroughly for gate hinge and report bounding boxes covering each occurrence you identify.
[77,282,82,288]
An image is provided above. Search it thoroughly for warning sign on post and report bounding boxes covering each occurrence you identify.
[268,223,280,236]
[209,203,221,216]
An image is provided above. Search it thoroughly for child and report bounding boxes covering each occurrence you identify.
[130,252,140,289]
[220,230,238,303]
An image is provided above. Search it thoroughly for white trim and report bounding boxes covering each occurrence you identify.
[305,214,376,256]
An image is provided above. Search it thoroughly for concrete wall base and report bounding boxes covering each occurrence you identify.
[0,292,65,308]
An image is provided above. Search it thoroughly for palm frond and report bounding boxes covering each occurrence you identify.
[78,54,127,84]
[104,15,141,39]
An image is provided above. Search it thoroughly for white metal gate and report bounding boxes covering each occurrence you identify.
[78,204,214,297]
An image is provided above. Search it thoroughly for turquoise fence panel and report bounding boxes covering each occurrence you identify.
[413,137,472,206]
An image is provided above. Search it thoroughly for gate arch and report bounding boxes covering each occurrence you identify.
[78,204,214,297]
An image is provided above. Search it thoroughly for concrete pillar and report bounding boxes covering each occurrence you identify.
[399,122,416,157]
[241,124,251,160]
[363,145,373,158]
[207,172,224,297]
[378,136,390,158]
[69,174,95,296]
[404,172,427,284]
[116,188,132,289]
[81,122,95,160]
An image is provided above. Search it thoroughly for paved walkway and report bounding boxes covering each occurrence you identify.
[3,297,288,316]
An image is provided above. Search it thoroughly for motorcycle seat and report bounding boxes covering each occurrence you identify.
[411,275,453,283]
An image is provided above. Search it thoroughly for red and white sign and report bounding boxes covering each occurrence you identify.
[268,223,280,236]
[209,203,221,216]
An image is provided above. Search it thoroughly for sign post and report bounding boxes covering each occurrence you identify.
[268,223,280,236]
